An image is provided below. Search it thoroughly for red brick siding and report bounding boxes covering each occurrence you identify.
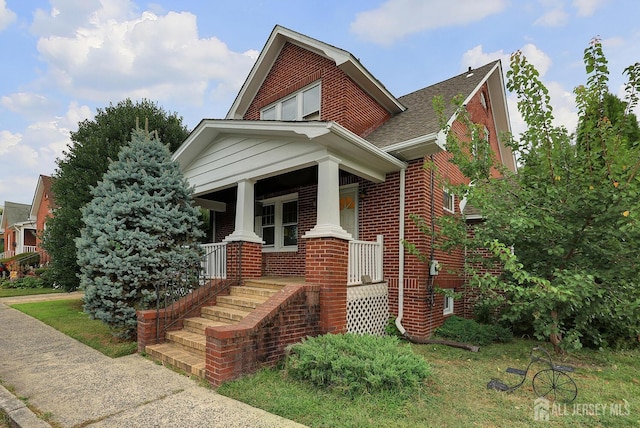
[305,237,349,334]
[205,283,320,386]
[243,42,390,137]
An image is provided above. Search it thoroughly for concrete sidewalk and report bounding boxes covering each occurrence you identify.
[0,296,306,427]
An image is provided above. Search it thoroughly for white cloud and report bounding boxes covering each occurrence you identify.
[534,8,569,26]
[0,130,39,168]
[33,5,257,110]
[0,0,16,31]
[462,43,552,77]
[572,0,607,16]
[1,92,61,121]
[0,102,93,205]
[464,44,576,139]
[350,0,508,46]
[461,45,510,72]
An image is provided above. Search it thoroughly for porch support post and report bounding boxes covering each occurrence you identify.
[224,179,262,244]
[303,155,352,240]
[304,155,350,334]
[305,237,349,334]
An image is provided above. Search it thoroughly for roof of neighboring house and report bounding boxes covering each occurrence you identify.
[29,175,56,221]
[366,60,501,149]
[1,201,32,230]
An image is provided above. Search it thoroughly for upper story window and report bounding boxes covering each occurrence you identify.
[261,83,321,121]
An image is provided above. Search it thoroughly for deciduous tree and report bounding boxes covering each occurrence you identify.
[44,99,189,291]
[423,39,640,350]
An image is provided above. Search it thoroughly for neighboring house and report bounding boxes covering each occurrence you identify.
[0,201,36,259]
[29,175,56,264]
[138,25,515,385]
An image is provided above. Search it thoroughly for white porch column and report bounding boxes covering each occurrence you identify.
[303,156,352,240]
[224,179,263,243]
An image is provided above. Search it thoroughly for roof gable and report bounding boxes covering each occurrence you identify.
[29,175,55,220]
[366,60,515,169]
[226,25,405,120]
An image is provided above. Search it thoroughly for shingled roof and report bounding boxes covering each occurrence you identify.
[365,60,500,149]
[1,201,31,229]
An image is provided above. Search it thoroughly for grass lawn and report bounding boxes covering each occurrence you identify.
[10,299,137,358]
[0,287,63,298]
[219,339,640,427]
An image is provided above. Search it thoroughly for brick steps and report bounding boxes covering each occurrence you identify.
[144,278,287,379]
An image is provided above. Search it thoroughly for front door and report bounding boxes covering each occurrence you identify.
[339,186,358,239]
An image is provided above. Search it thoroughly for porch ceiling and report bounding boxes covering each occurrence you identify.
[174,120,407,197]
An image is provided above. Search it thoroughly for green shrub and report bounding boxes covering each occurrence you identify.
[285,333,430,398]
[2,276,44,289]
[436,316,512,346]
[384,317,404,338]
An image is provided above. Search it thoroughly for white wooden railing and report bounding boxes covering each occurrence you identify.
[348,235,383,285]
[23,246,37,253]
[201,242,228,279]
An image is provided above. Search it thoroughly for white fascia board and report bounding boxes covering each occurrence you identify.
[326,122,407,171]
[382,132,445,160]
[29,176,45,221]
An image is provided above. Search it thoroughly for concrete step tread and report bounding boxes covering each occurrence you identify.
[184,317,233,328]
[145,342,205,378]
[201,305,251,321]
[243,280,289,290]
[217,294,269,308]
[166,329,206,345]
[230,285,280,298]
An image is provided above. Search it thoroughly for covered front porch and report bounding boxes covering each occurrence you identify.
[174,120,404,278]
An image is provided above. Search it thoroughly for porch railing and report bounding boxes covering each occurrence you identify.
[155,242,240,341]
[348,235,384,285]
[201,242,227,279]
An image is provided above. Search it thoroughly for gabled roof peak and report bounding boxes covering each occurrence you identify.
[226,25,405,120]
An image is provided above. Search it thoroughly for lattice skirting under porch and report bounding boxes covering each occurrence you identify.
[347,282,389,336]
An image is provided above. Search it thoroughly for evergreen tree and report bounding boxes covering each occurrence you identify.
[76,127,203,338]
[44,99,189,291]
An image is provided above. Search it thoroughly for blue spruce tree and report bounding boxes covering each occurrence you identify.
[77,127,203,338]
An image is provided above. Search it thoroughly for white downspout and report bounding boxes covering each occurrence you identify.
[395,167,407,334]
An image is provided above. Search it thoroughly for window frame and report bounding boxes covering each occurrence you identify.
[443,289,454,315]
[260,82,321,121]
[256,193,299,252]
[443,187,455,213]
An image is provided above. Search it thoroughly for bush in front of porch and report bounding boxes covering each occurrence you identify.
[285,333,431,399]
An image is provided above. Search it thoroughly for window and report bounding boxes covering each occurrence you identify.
[443,188,455,213]
[443,289,454,315]
[260,83,320,121]
[256,194,298,251]
[480,92,487,110]
[471,125,490,158]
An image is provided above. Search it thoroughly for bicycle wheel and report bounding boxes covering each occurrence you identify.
[532,369,577,402]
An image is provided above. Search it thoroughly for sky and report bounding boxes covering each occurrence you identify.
[0,0,638,206]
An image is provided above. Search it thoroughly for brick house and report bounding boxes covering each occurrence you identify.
[138,25,515,385]
[29,175,55,264]
[0,201,36,260]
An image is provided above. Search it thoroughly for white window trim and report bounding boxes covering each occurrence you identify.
[443,289,454,315]
[257,192,298,253]
[443,187,455,213]
[260,82,321,121]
